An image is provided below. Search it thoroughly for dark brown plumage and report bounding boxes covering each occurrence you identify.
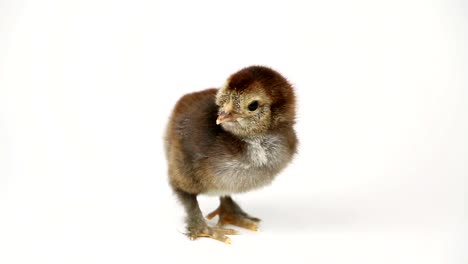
[164,66,297,243]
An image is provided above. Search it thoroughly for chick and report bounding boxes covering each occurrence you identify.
[164,66,297,243]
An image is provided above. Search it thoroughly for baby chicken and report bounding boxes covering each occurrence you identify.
[164,66,297,243]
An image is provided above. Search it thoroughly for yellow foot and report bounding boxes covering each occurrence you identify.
[188,225,238,244]
[206,197,261,231]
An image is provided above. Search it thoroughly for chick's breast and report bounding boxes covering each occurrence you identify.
[206,134,294,196]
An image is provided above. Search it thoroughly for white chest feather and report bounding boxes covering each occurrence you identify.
[246,138,269,166]
[207,135,291,195]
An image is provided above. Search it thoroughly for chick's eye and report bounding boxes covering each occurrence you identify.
[248,101,259,111]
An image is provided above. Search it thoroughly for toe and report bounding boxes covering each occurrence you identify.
[213,227,239,235]
[241,219,259,231]
[220,217,259,231]
[188,225,234,244]
[206,208,220,220]
[211,232,232,244]
[247,216,261,223]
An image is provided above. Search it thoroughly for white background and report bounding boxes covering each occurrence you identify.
[0,0,466,263]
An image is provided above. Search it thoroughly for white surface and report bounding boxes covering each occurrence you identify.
[0,0,466,263]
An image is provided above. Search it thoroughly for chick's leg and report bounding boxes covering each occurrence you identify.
[206,196,260,231]
[174,189,237,243]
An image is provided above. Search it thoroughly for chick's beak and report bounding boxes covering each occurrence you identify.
[216,111,233,125]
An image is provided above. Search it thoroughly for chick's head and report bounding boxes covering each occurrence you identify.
[215,66,295,138]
